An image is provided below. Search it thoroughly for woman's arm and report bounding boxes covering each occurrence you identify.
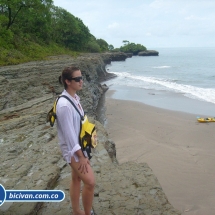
[57,105,82,161]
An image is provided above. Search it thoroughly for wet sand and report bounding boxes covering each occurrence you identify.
[105,94,215,215]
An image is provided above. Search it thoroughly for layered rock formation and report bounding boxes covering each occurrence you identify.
[138,50,159,56]
[0,52,180,215]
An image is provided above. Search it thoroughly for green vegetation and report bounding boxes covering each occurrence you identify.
[119,40,147,55]
[0,0,114,65]
[0,1,148,66]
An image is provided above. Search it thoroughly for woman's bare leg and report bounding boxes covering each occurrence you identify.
[70,168,85,215]
[70,157,95,215]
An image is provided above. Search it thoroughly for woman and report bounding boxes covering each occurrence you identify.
[56,66,95,215]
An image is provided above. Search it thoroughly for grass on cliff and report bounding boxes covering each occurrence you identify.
[0,40,79,66]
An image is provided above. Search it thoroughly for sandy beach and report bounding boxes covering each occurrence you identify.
[105,92,215,215]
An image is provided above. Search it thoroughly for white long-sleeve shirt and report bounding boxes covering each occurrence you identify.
[56,90,84,163]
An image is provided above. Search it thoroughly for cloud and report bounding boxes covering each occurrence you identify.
[146,32,152,37]
[53,0,215,48]
[185,15,208,21]
[108,22,119,29]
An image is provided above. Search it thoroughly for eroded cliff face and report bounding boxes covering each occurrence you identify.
[0,52,126,116]
[0,53,180,215]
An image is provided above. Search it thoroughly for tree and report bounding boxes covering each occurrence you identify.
[108,44,114,51]
[13,1,53,42]
[50,6,79,45]
[120,42,147,55]
[122,40,129,45]
[0,0,114,58]
[96,38,109,51]
[85,36,100,53]
[49,6,91,51]
[0,0,53,30]
[73,17,91,50]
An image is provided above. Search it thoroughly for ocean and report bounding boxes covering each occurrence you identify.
[104,47,215,116]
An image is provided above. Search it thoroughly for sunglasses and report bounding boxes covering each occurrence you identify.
[69,76,83,82]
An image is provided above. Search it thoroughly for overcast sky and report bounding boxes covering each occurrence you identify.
[53,0,215,49]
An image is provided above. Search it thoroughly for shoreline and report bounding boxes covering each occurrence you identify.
[104,91,215,215]
[103,84,215,117]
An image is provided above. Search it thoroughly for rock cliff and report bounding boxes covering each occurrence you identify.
[0,52,180,215]
[138,50,159,56]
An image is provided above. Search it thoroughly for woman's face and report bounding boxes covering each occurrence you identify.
[68,70,83,91]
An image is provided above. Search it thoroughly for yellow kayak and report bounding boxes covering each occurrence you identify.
[197,117,215,123]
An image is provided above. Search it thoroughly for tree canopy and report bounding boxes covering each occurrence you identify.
[0,1,110,54]
[119,41,147,55]
[0,1,147,65]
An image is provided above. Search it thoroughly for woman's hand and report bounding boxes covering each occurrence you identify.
[78,156,90,174]
[75,149,90,174]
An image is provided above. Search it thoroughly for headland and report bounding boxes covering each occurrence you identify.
[0,52,180,215]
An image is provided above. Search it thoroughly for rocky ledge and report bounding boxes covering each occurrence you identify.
[138,50,159,56]
[0,52,180,215]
